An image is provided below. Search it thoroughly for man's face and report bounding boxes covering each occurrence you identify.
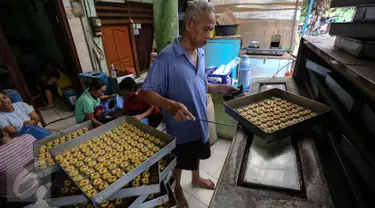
[186,10,215,48]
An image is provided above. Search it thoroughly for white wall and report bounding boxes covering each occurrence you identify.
[62,0,93,73]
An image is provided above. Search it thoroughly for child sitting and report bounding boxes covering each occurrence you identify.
[120,77,162,127]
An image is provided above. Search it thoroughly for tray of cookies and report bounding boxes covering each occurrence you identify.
[33,120,93,178]
[49,116,176,205]
[225,88,331,143]
[44,163,161,207]
[139,181,169,208]
[159,154,177,180]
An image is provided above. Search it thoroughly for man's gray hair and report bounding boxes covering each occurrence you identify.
[184,0,215,24]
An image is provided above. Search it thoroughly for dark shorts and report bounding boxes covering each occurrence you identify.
[171,139,211,170]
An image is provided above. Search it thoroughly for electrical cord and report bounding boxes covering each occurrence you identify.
[271,61,293,78]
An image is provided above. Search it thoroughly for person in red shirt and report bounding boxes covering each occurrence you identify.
[120,77,162,127]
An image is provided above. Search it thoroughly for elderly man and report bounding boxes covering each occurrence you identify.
[141,0,237,206]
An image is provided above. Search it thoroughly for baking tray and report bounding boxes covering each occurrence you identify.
[163,182,178,208]
[110,163,161,199]
[334,36,375,59]
[33,120,93,178]
[44,163,161,207]
[160,154,177,180]
[354,4,375,22]
[139,181,169,208]
[62,195,148,208]
[168,176,176,189]
[50,116,176,205]
[225,88,331,143]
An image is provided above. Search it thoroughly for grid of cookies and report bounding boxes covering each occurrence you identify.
[236,97,317,133]
[54,122,168,198]
[38,127,90,169]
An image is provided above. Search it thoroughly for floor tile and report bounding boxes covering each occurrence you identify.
[212,166,223,180]
[65,117,77,127]
[200,152,225,176]
[183,189,192,201]
[55,108,75,119]
[181,170,211,195]
[193,177,218,206]
[188,196,207,208]
[40,109,62,124]
[46,120,70,132]
[211,139,231,158]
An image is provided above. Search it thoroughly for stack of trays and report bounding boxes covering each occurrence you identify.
[34,116,178,207]
[330,3,375,59]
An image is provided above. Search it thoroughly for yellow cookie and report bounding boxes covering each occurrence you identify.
[79,179,89,187]
[98,182,109,191]
[90,172,101,180]
[87,189,97,198]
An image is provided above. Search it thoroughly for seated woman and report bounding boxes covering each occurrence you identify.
[40,62,72,110]
[0,91,41,136]
[120,77,162,127]
[75,79,107,127]
[0,130,39,207]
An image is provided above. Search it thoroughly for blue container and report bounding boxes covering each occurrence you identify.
[206,66,232,85]
[238,55,251,90]
[62,88,79,110]
[141,118,149,125]
[203,38,241,84]
[79,72,111,95]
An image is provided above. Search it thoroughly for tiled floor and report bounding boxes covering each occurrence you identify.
[40,100,75,125]
[182,139,231,207]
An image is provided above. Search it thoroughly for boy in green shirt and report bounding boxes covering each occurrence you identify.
[75,79,106,126]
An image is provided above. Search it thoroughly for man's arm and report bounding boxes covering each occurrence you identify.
[140,90,195,121]
[208,83,239,94]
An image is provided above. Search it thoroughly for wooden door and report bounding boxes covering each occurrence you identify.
[101,25,134,71]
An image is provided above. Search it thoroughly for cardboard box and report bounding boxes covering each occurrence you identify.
[217,8,238,25]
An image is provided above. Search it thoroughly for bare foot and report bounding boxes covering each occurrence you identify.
[192,177,216,190]
[175,185,189,208]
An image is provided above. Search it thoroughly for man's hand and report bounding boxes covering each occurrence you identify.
[208,84,239,95]
[24,120,36,127]
[111,93,119,97]
[218,84,239,95]
[166,100,195,122]
[133,114,144,121]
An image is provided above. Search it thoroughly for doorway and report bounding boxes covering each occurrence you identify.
[0,0,82,126]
